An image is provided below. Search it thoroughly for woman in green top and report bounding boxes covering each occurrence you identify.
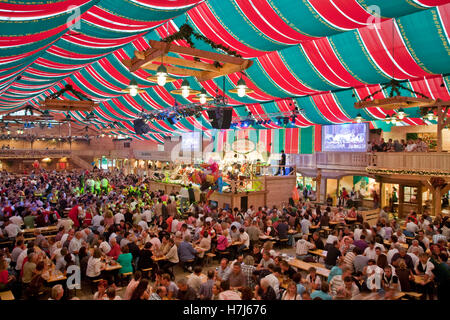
[117,245,133,275]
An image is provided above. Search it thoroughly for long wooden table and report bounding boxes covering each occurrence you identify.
[288,258,330,278]
[22,226,58,234]
[309,249,327,258]
[351,291,406,300]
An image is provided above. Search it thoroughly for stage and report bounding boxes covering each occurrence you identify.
[147,174,297,211]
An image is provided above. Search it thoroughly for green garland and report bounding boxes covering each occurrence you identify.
[161,24,243,59]
[366,167,450,177]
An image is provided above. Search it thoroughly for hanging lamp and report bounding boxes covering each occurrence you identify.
[229,78,254,97]
[171,79,200,98]
[147,64,176,86]
[122,79,145,96]
[192,88,213,104]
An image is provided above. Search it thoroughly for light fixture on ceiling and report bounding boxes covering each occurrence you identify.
[229,77,254,97]
[192,88,213,104]
[147,64,176,86]
[171,79,200,98]
[384,114,391,124]
[424,110,436,121]
[122,79,145,97]
[355,113,363,123]
[391,116,397,125]
[396,107,406,120]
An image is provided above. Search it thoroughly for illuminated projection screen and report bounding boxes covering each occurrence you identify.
[181,131,202,152]
[322,123,368,152]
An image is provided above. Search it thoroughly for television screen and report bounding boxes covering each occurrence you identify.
[322,123,368,152]
[181,131,202,152]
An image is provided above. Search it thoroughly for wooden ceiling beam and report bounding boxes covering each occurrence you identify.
[40,99,97,112]
[196,59,253,81]
[148,40,245,65]
[354,97,450,110]
[157,56,222,72]
[141,63,205,78]
[2,115,51,121]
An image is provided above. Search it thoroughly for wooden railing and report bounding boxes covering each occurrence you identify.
[0,149,71,158]
[289,152,370,171]
[368,152,450,172]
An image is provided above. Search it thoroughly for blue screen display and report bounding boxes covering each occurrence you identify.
[322,123,368,152]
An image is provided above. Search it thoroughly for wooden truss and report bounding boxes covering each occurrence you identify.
[353,96,449,110]
[122,40,253,81]
[40,99,97,112]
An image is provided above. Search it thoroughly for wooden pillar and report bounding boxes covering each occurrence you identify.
[416,183,423,215]
[437,105,443,153]
[434,188,442,217]
[380,182,385,208]
[398,184,405,218]
[316,169,322,203]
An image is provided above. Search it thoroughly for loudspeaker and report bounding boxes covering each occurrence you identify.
[133,119,150,135]
[207,108,232,129]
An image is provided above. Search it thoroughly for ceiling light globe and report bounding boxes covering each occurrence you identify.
[237,86,246,97]
[157,74,167,86]
[182,88,190,98]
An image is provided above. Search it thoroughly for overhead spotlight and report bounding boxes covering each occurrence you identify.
[291,115,296,124]
[283,117,289,125]
[276,117,283,126]
[440,83,445,88]
[167,116,178,125]
[355,113,363,123]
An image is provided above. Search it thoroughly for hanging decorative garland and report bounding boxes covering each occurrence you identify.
[161,24,243,59]
[366,167,450,177]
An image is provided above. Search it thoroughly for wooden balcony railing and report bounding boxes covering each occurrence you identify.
[368,152,450,173]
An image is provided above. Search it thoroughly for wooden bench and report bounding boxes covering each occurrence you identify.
[361,209,380,227]
[205,253,216,266]
[277,238,289,248]
[404,292,423,299]
[0,290,14,300]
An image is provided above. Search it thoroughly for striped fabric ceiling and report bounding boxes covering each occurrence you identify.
[1,0,450,143]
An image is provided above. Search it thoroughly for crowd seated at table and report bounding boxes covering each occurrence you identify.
[0,170,449,301]
[368,138,430,152]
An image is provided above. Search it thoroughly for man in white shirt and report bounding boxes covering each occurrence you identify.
[238,228,250,254]
[296,234,316,260]
[9,215,23,226]
[301,217,312,235]
[405,219,419,236]
[363,241,377,260]
[16,247,30,272]
[407,247,420,269]
[142,206,153,223]
[263,265,280,297]
[114,210,125,225]
[92,212,104,229]
[69,232,84,255]
[415,253,435,300]
[138,219,148,231]
[57,218,74,232]
[387,246,399,265]
[99,236,111,255]
[407,240,424,255]
[4,221,21,238]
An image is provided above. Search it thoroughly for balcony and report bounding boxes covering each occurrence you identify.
[289,152,370,173]
[367,152,450,176]
[290,151,450,176]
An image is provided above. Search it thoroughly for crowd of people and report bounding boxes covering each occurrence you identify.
[368,138,429,152]
[0,169,448,301]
